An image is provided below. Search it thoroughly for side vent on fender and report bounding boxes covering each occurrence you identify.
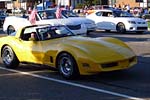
[50,56,53,63]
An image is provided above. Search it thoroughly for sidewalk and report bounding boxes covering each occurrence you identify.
[0,34,7,37]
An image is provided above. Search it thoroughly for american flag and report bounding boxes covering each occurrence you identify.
[29,9,37,25]
[56,4,62,19]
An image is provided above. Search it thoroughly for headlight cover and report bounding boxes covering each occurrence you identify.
[128,21,136,24]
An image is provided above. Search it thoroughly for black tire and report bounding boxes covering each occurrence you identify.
[7,26,15,35]
[57,53,79,79]
[86,31,90,35]
[0,21,3,28]
[2,46,19,68]
[136,31,144,34]
[116,23,126,33]
[105,30,111,32]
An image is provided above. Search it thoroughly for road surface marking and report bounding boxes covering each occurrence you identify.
[0,66,144,100]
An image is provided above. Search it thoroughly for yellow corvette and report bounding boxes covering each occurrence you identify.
[0,25,137,79]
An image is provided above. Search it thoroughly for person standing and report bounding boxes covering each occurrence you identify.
[126,4,130,13]
[56,3,62,19]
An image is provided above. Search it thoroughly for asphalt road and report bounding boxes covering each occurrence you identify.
[0,29,150,100]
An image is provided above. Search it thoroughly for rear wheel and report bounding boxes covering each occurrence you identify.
[57,53,79,79]
[7,26,15,35]
[116,23,126,33]
[2,46,19,68]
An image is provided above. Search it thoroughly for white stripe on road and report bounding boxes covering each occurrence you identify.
[0,66,144,100]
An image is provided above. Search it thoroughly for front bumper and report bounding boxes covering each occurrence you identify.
[125,23,148,32]
[77,56,137,75]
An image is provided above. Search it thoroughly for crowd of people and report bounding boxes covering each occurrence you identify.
[72,3,150,18]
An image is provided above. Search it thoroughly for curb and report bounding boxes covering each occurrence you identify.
[0,34,7,37]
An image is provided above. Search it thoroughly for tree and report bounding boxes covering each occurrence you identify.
[92,0,100,5]
[84,0,101,7]
[84,0,92,7]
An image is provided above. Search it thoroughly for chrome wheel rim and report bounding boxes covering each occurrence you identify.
[117,24,125,33]
[2,48,13,65]
[59,57,73,76]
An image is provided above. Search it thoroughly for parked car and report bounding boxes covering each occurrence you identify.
[86,9,148,33]
[141,14,150,22]
[3,10,87,35]
[11,8,26,14]
[0,24,137,79]
[84,5,114,15]
[0,10,7,27]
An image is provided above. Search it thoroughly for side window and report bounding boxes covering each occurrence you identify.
[21,27,38,41]
[35,14,40,21]
[102,12,108,16]
[95,12,102,16]
[107,12,113,17]
[36,28,50,40]
[47,12,56,19]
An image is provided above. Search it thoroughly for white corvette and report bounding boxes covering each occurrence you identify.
[3,10,87,35]
[86,9,148,33]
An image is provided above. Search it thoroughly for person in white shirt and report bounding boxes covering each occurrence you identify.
[126,4,130,13]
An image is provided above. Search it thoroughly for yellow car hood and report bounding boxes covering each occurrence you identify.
[63,36,135,63]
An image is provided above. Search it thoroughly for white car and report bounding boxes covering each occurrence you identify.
[86,9,148,33]
[38,8,96,33]
[11,8,25,14]
[3,10,87,35]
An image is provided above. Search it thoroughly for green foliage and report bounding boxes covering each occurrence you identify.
[84,0,92,7]
[84,0,100,6]
[76,3,84,9]
[92,0,100,5]
[148,21,150,28]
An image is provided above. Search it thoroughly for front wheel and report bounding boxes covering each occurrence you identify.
[57,53,79,79]
[2,46,19,68]
[105,30,111,32]
[136,31,144,34]
[116,23,126,33]
[86,31,90,35]
[7,26,15,35]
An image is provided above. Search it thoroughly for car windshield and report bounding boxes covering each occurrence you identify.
[113,10,133,17]
[38,9,79,19]
[38,10,57,19]
[36,25,75,40]
[61,10,79,18]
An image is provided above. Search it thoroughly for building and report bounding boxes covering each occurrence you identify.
[0,0,109,10]
[0,0,11,9]
[56,0,108,8]
[1,0,150,10]
[0,2,5,9]
[115,0,149,8]
[5,0,55,10]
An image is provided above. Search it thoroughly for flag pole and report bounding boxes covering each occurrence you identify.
[42,0,45,10]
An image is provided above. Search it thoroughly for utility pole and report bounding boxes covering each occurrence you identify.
[99,0,101,5]
[42,0,45,10]
[147,0,148,8]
